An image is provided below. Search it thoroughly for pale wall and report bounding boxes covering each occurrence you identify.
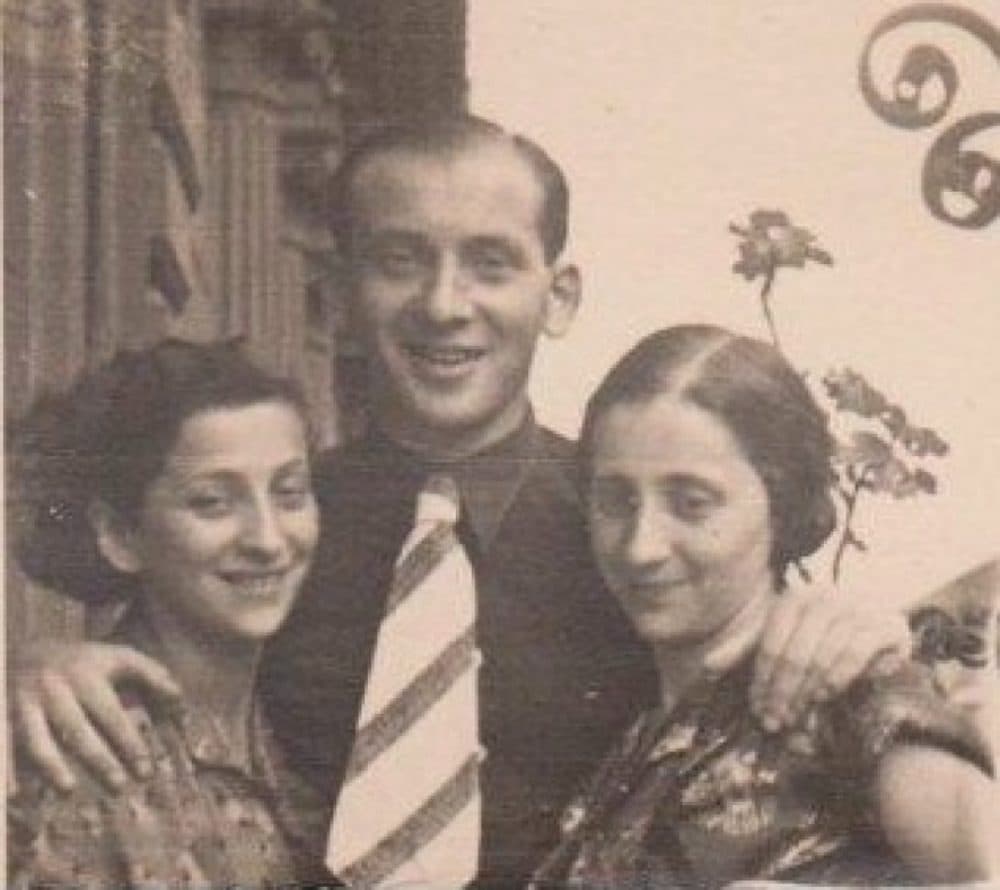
[468,1,1000,605]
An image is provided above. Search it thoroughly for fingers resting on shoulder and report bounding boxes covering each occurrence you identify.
[9,641,182,793]
[749,588,911,732]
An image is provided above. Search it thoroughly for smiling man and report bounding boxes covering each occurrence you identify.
[341,127,581,458]
[260,119,659,886]
[11,116,919,889]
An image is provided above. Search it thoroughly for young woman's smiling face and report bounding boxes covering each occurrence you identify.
[113,401,318,644]
[587,395,774,650]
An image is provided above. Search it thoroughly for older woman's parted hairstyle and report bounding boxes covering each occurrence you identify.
[579,324,837,584]
[9,339,312,604]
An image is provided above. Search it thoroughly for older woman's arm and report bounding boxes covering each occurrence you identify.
[876,743,997,883]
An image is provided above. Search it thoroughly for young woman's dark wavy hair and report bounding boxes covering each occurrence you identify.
[9,338,312,605]
[578,324,838,585]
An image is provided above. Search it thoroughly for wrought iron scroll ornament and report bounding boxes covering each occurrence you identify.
[859,3,1000,228]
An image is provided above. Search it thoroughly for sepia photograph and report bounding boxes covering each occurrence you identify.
[4,1,998,887]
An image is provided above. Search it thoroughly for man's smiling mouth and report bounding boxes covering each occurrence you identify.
[404,343,487,368]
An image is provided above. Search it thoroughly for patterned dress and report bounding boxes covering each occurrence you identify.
[7,613,334,889]
[530,658,993,889]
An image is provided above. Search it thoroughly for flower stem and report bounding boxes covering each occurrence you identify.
[759,269,782,351]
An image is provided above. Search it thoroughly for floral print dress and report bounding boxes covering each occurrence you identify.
[7,613,334,889]
[530,658,992,889]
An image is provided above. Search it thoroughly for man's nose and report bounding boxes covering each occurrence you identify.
[419,255,473,325]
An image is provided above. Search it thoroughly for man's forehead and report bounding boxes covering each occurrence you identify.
[350,141,545,221]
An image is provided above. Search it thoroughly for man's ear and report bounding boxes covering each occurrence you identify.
[542,262,582,339]
[87,500,143,574]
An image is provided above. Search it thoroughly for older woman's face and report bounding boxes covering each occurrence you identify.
[587,395,773,649]
[125,401,318,643]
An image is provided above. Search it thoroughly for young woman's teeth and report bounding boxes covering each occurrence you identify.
[228,575,282,597]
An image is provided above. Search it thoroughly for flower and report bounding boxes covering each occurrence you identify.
[823,369,888,418]
[729,209,833,287]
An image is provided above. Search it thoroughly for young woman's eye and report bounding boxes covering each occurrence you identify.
[273,478,313,510]
[668,488,718,522]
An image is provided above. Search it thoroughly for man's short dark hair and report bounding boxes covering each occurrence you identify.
[329,114,570,263]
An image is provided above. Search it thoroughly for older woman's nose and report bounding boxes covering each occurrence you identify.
[623,505,674,568]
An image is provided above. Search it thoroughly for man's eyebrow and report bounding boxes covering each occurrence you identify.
[463,235,529,258]
[358,226,426,244]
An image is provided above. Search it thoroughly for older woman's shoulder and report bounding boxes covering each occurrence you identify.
[822,657,995,780]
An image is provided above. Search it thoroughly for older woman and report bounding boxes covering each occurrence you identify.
[532,325,995,888]
[7,340,333,887]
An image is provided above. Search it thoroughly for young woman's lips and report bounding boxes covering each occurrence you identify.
[219,570,295,599]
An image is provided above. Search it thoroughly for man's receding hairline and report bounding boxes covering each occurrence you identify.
[347,133,544,197]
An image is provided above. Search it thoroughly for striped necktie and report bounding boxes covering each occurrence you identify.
[326,474,484,888]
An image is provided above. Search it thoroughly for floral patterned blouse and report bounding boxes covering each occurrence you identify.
[7,614,334,889]
[530,658,993,889]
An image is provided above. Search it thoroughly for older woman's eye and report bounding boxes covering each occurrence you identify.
[668,487,718,522]
[589,479,638,519]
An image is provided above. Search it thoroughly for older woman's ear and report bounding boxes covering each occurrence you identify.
[87,500,142,574]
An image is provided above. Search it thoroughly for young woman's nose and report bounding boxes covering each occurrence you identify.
[238,499,289,562]
[419,254,473,325]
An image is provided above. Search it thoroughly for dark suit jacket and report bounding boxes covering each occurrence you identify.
[258,417,657,887]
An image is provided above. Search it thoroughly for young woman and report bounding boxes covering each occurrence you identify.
[532,324,995,888]
[7,340,333,888]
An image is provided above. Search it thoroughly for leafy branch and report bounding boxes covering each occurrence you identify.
[730,209,948,581]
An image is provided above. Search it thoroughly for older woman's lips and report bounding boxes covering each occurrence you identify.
[625,579,687,607]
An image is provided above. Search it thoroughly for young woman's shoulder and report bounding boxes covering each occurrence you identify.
[7,703,204,888]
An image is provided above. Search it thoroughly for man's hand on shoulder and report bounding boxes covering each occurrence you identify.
[10,640,182,792]
[703,586,911,731]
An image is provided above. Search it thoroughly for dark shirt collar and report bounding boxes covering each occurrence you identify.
[364,410,541,551]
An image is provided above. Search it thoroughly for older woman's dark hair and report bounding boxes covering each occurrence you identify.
[579,324,837,584]
[9,339,311,604]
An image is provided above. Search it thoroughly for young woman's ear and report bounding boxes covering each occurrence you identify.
[542,262,582,339]
[87,500,143,574]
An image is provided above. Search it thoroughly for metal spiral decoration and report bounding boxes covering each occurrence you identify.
[859,3,1000,228]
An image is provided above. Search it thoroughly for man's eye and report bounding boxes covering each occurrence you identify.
[466,248,517,282]
[370,246,422,278]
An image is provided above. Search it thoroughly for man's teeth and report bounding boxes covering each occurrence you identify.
[408,345,483,365]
